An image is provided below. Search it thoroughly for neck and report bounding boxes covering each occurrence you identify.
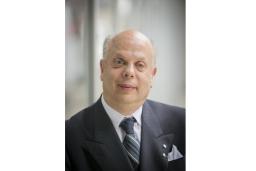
[103,96,144,116]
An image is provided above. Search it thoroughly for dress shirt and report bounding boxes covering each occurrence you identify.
[101,96,142,142]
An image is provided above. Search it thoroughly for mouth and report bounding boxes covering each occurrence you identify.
[118,83,137,90]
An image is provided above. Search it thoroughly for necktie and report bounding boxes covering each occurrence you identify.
[119,117,140,168]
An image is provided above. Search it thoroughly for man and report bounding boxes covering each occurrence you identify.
[66,30,185,171]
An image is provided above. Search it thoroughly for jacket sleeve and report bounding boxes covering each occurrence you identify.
[66,120,71,171]
[66,146,71,171]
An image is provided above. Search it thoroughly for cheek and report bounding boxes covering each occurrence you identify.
[139,74,153,87]
[103,69,119,82]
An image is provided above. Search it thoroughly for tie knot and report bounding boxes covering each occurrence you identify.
[120,117,136,134]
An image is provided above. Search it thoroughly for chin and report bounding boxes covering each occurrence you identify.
[117,95,145,105]
[115,95,136,103]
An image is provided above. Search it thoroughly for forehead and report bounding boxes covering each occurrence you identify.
[112,51,148,62]
[108,33,153,60]
[112,32,151,50]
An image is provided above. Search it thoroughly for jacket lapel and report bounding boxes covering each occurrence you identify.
[140,101,175,171]
[82,99,133,171]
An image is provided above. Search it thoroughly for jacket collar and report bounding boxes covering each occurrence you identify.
[140,100,175,171]
[82,98,133,171]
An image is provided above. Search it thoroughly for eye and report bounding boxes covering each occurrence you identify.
[112,57,125,67]
[136,61,146,71]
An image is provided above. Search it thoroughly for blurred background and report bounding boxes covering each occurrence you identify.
[65,0,185,119]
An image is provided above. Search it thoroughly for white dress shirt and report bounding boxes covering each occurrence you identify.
[101,96,142,142]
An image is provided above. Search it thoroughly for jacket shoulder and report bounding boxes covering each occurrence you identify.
[145,99,185,128]
[145,99,185,116]
[65,101,99,138]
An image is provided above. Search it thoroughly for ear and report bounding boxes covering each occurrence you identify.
[100,59,104,81]
[151,67,157,77]
[150,67,157,88]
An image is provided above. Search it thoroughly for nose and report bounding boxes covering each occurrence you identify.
[123,64,135,78]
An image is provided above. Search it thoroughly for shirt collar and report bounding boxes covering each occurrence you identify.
[101,96,142,127]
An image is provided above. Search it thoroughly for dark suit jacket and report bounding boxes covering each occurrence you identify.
[66,98,185,171]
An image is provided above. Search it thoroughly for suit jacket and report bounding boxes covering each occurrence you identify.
[66,98,185,171]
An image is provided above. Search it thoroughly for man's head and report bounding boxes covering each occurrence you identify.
[100,30,157,114]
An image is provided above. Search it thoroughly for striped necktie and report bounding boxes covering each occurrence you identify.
[119,117,140,169]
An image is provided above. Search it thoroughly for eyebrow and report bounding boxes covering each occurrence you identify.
[113,53,147,61]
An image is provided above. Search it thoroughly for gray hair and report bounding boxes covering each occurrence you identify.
[102,35,113,58]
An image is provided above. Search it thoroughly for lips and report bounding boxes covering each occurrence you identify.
[118,83,136,89]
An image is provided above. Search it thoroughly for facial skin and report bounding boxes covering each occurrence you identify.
[100,30,157,115]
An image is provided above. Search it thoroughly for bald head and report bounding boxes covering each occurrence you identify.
[103,30,156,65]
